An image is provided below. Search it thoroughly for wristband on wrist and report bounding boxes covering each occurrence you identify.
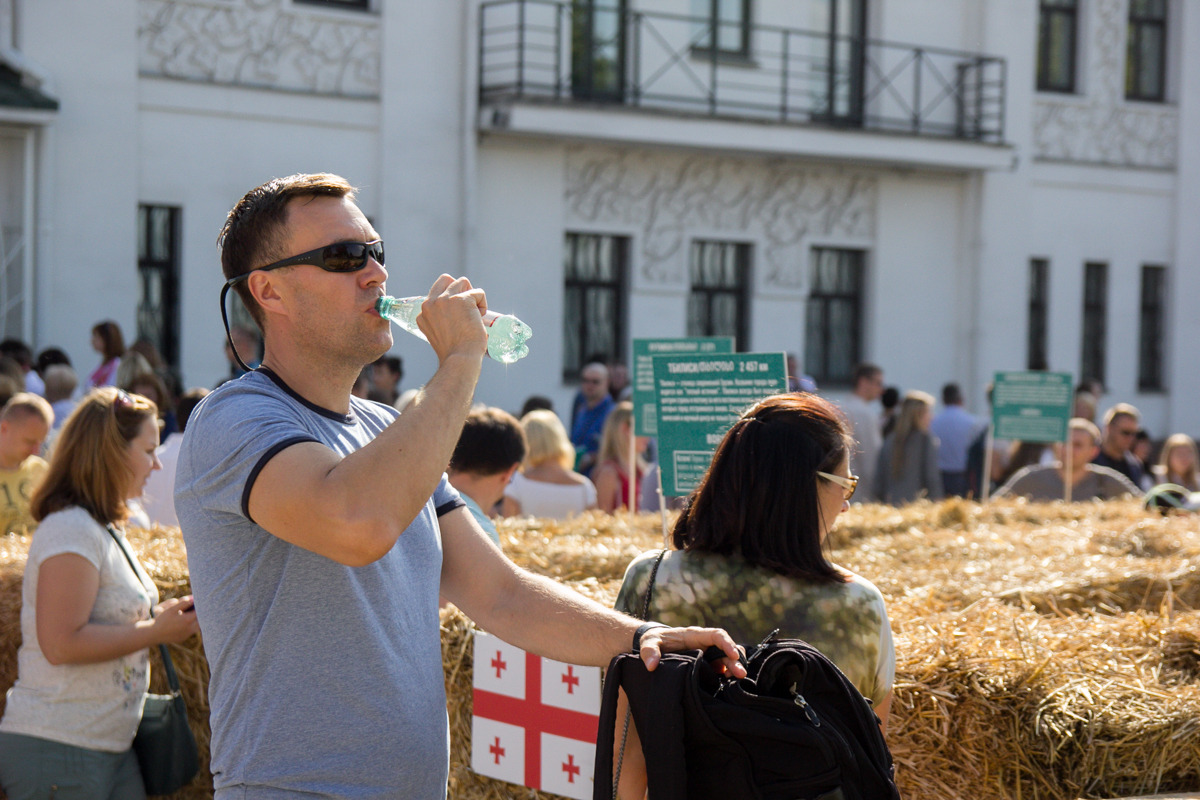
[632,622,667,653]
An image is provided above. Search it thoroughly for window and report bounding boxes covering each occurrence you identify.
[1080,262,1107,387]
[1126,0,1167,101]
[687,241,749,346]
[1138,264,1166,390]
[1027,259,1049,370]
[137,205,182,368]
[294,0,370,9]
[805,248,864,386]
[563,233,628,380]
[1037,0,1078,93]
[691,0,751,58]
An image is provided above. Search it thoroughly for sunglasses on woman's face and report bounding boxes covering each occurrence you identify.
[226,239,385,287]
[817,471,859,501]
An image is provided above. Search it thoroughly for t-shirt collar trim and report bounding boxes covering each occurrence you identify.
[256,366,355,424]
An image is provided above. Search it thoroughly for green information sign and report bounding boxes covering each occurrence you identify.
[632,337,735,436]
[653,352,787,496]
[992,371,1074,442]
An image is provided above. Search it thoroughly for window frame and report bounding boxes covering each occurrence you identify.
[1036,0,1079,93]
[687,239,751,348]
[1126,0,1167,102]
[293,0,371,10]
[805,247,865,388]
[690,0,753,61]
[136,204,182,369]
[562,232,629,382]
[1137,264,1167,391]
[1027,258,1050,371]
[1080,261,1108,387]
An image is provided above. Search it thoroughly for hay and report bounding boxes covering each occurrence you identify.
[3,499,1200,799]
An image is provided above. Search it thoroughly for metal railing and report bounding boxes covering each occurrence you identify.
[479,0,1006,143]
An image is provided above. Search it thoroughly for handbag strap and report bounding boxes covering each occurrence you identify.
[638,549,666,621]
[105,524,183,695]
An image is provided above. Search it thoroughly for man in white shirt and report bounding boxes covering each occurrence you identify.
[841,363,884,501]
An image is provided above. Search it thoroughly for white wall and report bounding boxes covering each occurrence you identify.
[137,79,382,388]
[24,0,140,370]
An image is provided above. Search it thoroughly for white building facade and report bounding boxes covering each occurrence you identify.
[0,0,1196,437]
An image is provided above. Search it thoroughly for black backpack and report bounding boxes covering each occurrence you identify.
[594,632,901,800]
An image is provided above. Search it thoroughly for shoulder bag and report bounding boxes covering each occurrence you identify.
[107,525,200,795]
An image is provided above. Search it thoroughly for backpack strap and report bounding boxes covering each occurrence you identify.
[595,652,692,800]
[608,549,667,798]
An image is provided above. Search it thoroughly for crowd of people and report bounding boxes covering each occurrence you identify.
[836,363,1191,506]
[0,169,1190,798]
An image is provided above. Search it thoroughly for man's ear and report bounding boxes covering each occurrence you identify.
[501,463,521,484]
[247,271,285,315]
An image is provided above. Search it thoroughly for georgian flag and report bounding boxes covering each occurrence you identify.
[471,631,601,800]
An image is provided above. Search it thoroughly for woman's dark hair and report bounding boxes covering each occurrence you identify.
[92,321,126,361]
[672,393,850,583]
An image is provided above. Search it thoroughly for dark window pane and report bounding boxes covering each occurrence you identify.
[136,204,182,367]
[688,240,749,347]
[1028,259,1049,370]
[1037,1,1077,92]
[806,248,863,386]
[563,233,627,379]
[1080,262,1107,385]
[1138,265,1166,390]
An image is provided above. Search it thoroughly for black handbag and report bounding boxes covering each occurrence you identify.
[106,525,200,795]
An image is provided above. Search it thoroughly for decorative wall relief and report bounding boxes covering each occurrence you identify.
[1033,0,1177,169]
[138,0,380,97]
[564,147,876,290]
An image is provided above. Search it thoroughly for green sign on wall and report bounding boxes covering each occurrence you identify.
[631,337,735,436]
[653,352,787,496]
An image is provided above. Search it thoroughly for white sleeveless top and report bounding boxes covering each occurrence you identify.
[505,471,596,520]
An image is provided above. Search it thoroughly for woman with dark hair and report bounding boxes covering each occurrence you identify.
[0,388,199,799]
[611,394,895,796]
[88,320,126,390]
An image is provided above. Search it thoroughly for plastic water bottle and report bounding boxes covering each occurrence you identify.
[375,295,532,364]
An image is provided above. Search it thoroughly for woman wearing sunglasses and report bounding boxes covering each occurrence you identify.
[0,388,200,800]
[611,393,895,798]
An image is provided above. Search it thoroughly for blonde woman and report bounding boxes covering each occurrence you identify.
[502,410,597,519]
[0,388,200,799]
[875,390,943,505]
[1155,434,1200,491]
[592,401,648,513]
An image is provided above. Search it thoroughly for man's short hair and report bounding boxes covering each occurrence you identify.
[218,173,357,326]
[852,363,882,386]
[1069,417,1103,446]
[1,392,54,427]
[449,407,527,477]
[1102,403,1141,428]
[42,365,78,404]
[942,383,963,406]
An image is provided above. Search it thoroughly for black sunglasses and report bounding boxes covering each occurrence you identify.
[227,239,385,287]
[219,239,385,372]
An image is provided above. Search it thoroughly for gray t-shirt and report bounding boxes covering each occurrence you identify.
[175,369,463,798]
[994,462,1142,502]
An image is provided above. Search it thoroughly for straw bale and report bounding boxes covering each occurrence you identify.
[5,499,1200,800]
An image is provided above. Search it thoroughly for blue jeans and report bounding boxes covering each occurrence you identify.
[0,732,145,800]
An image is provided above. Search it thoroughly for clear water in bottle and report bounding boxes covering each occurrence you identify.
[375,295,532,364]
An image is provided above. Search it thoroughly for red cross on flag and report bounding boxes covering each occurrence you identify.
[471,631,601,800]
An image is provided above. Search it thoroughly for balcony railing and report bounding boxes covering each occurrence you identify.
[479,0,1006,144]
